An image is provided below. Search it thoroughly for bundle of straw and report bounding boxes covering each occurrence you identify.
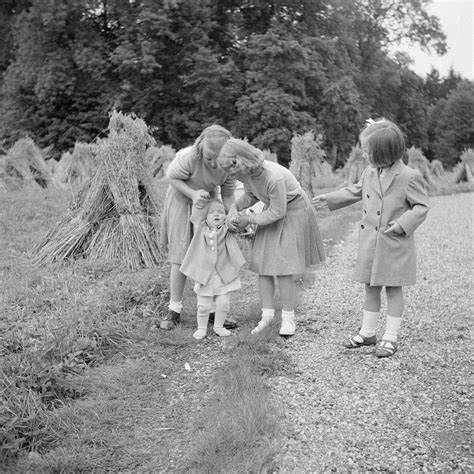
[430,159,444,178]
[0,137,53,190]
[145,144,175,179]
[407,146,437,189]
[54,142,97,188]
[343,145,369,184]
[33,111,165,269]
[290,131,338,196]
[453,148,474,183]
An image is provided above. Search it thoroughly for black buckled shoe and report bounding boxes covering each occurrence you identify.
[160,310,180,330]
[208,312,238,330]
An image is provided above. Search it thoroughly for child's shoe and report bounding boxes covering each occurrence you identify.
[193,329,207,340]
[214,327,231,337]
[279,311,296,337]
[251,318,273,334]
[208,312,239,329]
[374,340,398,357]
[343,333,377,348]
[160,310,180,330]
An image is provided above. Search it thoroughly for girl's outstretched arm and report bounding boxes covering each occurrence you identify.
[324,180,364,211]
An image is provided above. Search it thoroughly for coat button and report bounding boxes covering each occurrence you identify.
[363,209,367,214]
[361,224,365,229]
[366,194,370,198]
[377,211,380,215]
[375,226,378,231]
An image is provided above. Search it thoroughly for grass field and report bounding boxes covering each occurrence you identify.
[1,173,472,471]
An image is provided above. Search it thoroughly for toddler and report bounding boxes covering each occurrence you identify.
[180,199,246,339]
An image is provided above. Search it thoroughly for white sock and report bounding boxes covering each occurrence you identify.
[213,311,231,337]
[169,301,183,314]
[251,308,274,334]
[383,315,402,342]
[280,309,296,336]
[193,309,209,340]
[359,310,379,337]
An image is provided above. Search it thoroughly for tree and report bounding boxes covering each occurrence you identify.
[318,76,364,168]
[395,70,429,150]
[232,26,317,165]
[427,81,474,168]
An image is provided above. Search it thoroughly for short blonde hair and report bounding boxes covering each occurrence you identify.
[217,138,264,175]
[360,119,405,167]
[192,125,232,160]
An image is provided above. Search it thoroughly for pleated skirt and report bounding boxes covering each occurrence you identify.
[248,192,325,275]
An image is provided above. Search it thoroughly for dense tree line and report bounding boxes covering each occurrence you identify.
[0,0,472,168]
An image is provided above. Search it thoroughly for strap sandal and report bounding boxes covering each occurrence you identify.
[343,333,377,349]
[375,340,398,358]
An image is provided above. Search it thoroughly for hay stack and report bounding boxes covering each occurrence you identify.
[453,149,474,183]
[430,159,444,178]
[0,137,53,190]
[343,146,369,184]
[407,146,437,189]
[54,142,97,187]
[145,145,175,179]
[290,131,338,197]
[33,111,165,269]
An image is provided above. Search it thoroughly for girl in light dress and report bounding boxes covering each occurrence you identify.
[160,125,238,330]
[217,138,325,337]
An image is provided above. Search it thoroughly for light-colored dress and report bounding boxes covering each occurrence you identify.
[235,160,325,275]
[325,159,429,286]
[160,146,236,264]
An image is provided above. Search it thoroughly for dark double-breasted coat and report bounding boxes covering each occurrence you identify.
[326,159,429,286]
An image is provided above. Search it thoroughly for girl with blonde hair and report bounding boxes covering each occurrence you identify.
[217,138,325,336]
[160,125,238,330]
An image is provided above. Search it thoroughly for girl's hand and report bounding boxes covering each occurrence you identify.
[227,211,240,231]
[193,189,210,209]
[312,194,328,210]
[237,214,250,229]
[384,221,404,235]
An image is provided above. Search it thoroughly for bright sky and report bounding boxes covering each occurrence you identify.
[400,0,473,79]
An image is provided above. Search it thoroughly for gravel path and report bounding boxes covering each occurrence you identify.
[271,192,473,472]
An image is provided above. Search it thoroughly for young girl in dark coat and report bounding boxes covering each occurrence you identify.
[313,119,429,357]
[180,199,246,340]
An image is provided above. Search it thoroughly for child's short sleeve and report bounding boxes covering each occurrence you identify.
[166,147,195,180]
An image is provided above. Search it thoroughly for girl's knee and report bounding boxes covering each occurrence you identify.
[386,286,403,297]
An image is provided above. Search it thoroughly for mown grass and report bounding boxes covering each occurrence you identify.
[1,172,472,471]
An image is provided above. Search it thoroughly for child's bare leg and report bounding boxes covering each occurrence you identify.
[170,263,187,303]
[383,286,403,341]
[365,284,382,312]
[277,275,296,336]
[251,275,275,334]
[193,295,212,340]
[259,275,275,309]
[277,275,295,311]
[213,294,231,337]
